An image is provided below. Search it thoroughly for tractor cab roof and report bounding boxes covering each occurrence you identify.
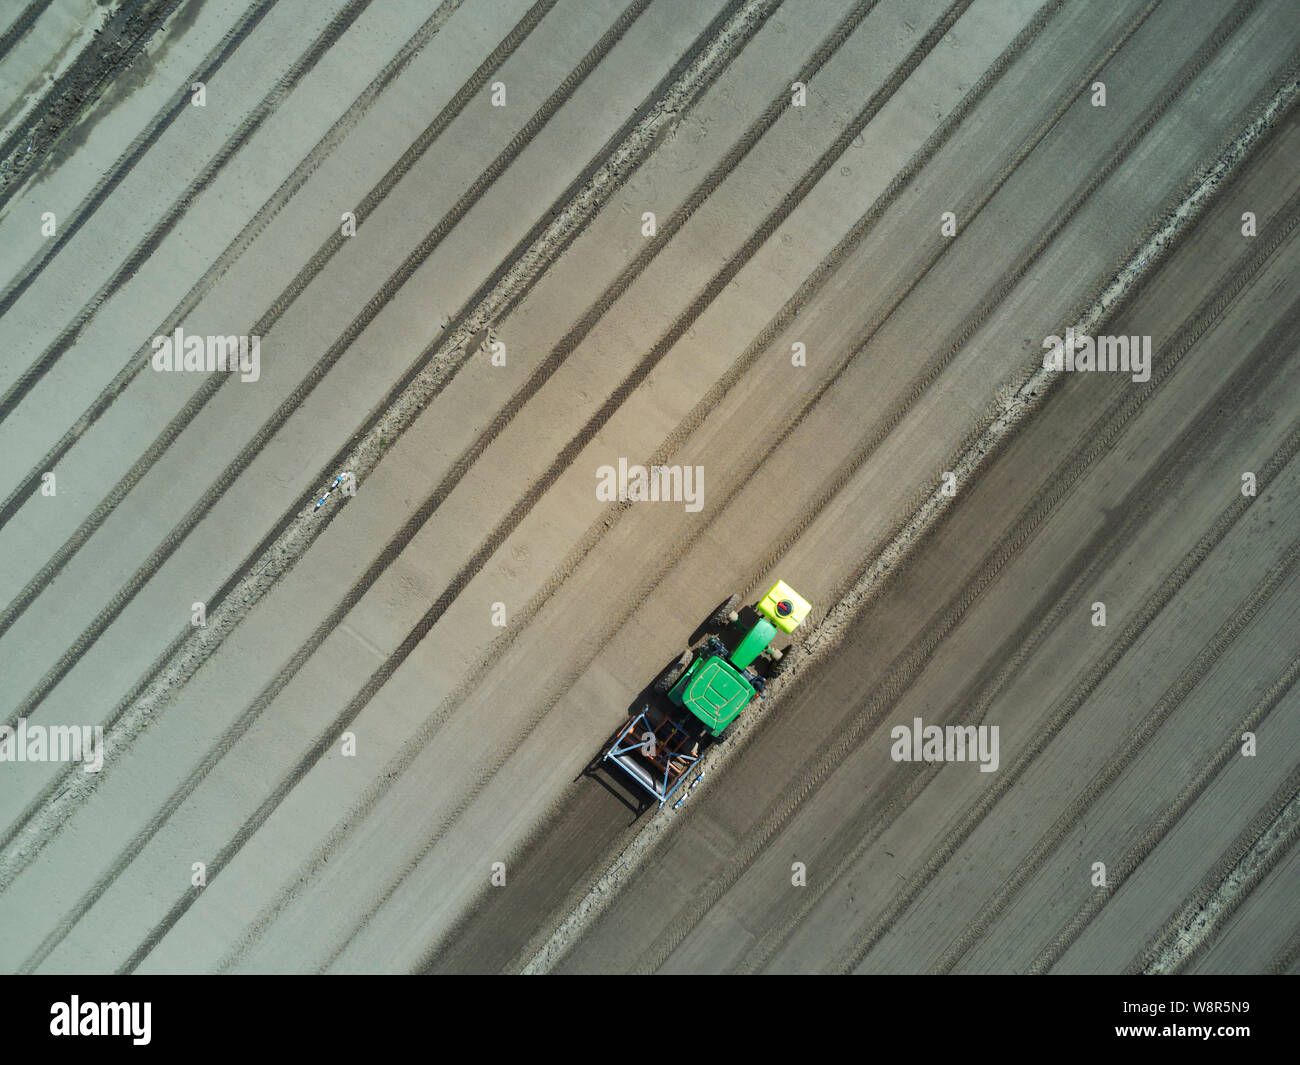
[681,655,754,734]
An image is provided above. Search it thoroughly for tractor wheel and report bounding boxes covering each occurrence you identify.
[654,650,693,695]
[711,593,742,628]
[766,648,791,676]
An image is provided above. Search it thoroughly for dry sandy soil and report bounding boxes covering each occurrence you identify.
[0,0,1296,974]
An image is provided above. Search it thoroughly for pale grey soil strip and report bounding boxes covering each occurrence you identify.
[0,0,55,67]
[0,0,255,286]
[1030,652,1300,973]
[224,0,1052,975]
[4,0,654,718]
[0,0,185,206]
[520,68,1300,974]
[933,528,1300,973]
[0,0,779,910]
[1135,765,1300,974]
[0,0,375,421]
[242,0,982,974]
[636,217,1300,976]
[0,0,467,534]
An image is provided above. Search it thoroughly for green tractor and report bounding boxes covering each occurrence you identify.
[604,580,812,805]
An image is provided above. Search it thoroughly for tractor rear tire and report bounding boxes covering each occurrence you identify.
[654,650,693,695]
[711,593,742,627]
[766,648,791,676]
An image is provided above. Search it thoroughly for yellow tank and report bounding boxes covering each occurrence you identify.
[755,580,811,634]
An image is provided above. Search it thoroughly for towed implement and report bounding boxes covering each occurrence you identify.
[604,580,811,805]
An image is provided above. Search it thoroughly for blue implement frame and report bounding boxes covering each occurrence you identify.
[603,708,700,806]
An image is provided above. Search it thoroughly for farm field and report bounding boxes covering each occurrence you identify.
[0,0,1296,975]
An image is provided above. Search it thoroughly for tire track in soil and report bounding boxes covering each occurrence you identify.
[1,0,659,719]
[118,0,973,975]
[1029,651,1300,973]
[0,0,185,208]
[0,0,779,910]
[0,0,264,297]
[0,0,376,422]
[525,66,1298,973]
[1132,764,1300,974]
[640,215,1300,976]
[0,0,467,534]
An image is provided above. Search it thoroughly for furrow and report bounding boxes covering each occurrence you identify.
[523,63,1299,972]
[0,0,467,534]
[1029,653,1300,973]
[643,235,1300,976]
[2,0,656,716]
[0,0,55,67]
[0,0,781,903]
[0,0,375,421]
[1133,766,1300,974]
[121,0,975,973]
